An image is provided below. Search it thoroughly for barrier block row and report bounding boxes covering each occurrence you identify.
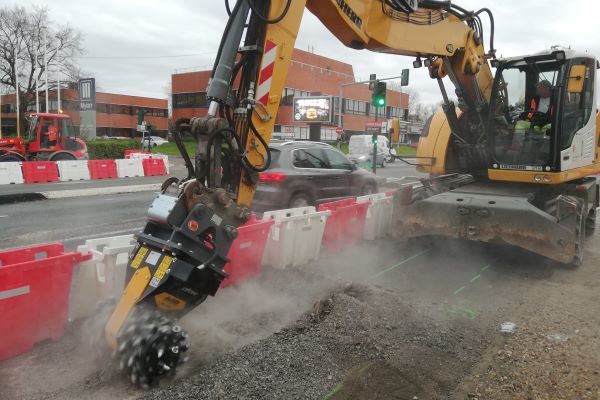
[0,243,91,361]
[0,156,168,185]
[0,192,396,361]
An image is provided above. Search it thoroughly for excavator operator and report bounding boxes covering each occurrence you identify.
[525,80,554,127]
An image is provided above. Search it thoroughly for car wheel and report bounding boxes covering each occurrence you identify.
[153,143,157,147]
[380,159,386,168]
[361,183,377,195]
[289,192,312,208]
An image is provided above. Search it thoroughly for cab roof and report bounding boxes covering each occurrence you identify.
[29,113,71,119]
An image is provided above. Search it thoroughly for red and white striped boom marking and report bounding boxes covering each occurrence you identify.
[256,40,277,106]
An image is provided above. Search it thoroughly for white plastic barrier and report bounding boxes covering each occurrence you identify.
[56,160,90,182]
[356,193,394,240]
[261,206,330,269]
[0,162,23,184]
[115,158,144,178]
[69,234,137,320]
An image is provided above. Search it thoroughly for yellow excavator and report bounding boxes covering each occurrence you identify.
[100,0,599,386]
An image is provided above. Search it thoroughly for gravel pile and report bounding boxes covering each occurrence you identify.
[141,284,485,400]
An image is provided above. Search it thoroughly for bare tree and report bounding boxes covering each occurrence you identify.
[0,5,83,132]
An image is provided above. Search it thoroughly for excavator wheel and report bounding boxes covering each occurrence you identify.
[116,306,189,388]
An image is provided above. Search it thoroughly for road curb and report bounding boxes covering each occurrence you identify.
[0,183,161,204]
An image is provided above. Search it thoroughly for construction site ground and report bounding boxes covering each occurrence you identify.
[1,231,599,399]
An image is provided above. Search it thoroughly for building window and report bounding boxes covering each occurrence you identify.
[110,104,131,114]
[97,103,110,114]
[172,92,208,108]
[344,98,367,116]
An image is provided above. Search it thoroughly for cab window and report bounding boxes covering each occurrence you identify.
[60,118,75,138]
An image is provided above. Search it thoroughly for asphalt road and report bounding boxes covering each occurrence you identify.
[0,160,421,251]
[0,191,156,251]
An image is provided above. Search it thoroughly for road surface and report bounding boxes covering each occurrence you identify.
[0,161,421,251]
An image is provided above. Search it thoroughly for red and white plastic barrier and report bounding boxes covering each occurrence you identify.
[0,155,169,185]
[222,215,274,287]
[22,161,59,184]
[318,198,369,251]
[356,192,394,241]
[261,206,330,269]
[57,160,91,182]
[0,243,91,361]
[115,158,144,178]
[0,161,24,185]
[0,193,397,361]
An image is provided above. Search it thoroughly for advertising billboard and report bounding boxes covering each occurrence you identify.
[293,96,333,123]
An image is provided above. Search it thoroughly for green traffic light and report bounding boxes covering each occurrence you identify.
[377,98,385,106]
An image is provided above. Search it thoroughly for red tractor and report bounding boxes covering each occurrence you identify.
[0,113,88,162]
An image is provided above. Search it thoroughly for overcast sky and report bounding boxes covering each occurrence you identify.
[13,0,600,104]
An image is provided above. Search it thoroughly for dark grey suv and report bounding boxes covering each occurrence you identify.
[252,141,379,213]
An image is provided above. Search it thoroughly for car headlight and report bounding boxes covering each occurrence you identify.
[358,155,367,160]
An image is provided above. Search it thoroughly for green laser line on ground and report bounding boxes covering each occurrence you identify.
[366,250,429,281]
[322,383,343,400]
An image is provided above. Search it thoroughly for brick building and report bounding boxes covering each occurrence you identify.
[172,48,409,140]
[0,84,168,138]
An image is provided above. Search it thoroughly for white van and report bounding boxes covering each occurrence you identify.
[347,134,390,167]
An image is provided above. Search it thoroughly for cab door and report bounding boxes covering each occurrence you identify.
[26,116,45,154]
[560,58,596,170]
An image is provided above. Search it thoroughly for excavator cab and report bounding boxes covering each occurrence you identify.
[488,49,597,179]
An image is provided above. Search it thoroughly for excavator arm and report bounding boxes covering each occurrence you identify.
[103,0,500,387]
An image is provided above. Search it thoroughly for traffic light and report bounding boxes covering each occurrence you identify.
[371,132,378,144]
[371,80,386,107]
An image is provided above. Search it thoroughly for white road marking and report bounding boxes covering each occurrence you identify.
[0,215,8,218]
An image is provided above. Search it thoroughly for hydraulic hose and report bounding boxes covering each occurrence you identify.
[246,0,292,24]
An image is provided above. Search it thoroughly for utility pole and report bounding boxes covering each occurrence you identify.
[15,49,20,138]
[56,59,61,112]
[35,46,39,113]
[373,106,378,174]
[44,32,49,113]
